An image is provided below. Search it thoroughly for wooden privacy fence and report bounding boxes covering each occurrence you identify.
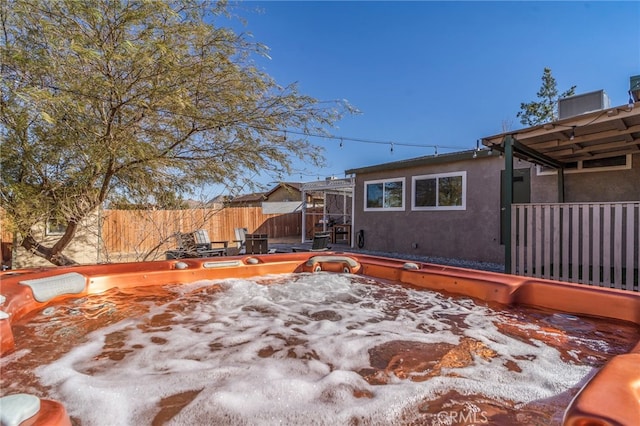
[101,207,301,258]
[511,202,639,291]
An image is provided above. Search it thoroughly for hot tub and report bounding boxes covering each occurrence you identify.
[1,253,639,425]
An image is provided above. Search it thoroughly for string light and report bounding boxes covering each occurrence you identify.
[24,82,472,154]
[293,169,346,181]
[472,139,479,158]
[257,126,466,153]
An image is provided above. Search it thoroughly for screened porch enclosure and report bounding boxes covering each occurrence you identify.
[300,178,355,244]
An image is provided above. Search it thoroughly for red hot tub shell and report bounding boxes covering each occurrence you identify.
[0,252,638,426]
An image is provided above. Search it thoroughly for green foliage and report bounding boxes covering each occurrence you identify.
[517,67,576,126]
[1,0,354,265]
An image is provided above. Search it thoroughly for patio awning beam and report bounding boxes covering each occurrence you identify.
[482,102,640,165]
[507,138,563,169]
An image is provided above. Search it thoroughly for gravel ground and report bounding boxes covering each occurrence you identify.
[339,248,506,273]
[269,238,506,274]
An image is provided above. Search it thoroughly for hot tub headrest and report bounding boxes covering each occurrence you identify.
[0,393,41,426]
[19,272,87,303]
[304,255,361,273]
[305,255,359,268]
[0,295,6,320]
[203,260,244,268]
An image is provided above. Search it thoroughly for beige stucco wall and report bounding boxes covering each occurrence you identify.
[13,211,101,268]
[352,155,516,264]
[352,151,639,265]
[268,186,302,202]
[531,153,640,203]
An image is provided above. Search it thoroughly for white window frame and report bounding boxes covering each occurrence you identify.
[536,154,632,175]
[411,171,467,211]
[364,177,405,211]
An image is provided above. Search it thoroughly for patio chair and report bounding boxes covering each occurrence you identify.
[233,227,249,254]
[165,230,227,259]
[291,232,332,252]
[192,229,229,255]
[244,233,277,254]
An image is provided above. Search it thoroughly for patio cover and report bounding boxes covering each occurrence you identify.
[481,101,640,272]
[481,102,640,168]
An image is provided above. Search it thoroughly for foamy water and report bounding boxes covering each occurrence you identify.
[31,273,620,425]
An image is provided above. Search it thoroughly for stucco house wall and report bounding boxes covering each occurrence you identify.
[349,151,522,264]
[227,183,308,207]
[530,152,640,202]
[267,184,302,202]
[13,211,101,269]
[349,149,637,265]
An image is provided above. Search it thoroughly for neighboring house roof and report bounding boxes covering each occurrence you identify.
[273,182,303,192]
[208,194,230,204]
[345,149,491,175]
[229,192,267,203]
[228,182,305,204]
[264,182,303,198]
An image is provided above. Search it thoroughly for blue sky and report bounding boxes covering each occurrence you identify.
[218,1,640,190]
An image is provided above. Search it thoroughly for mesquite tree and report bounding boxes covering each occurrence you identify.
[1,0,353,265]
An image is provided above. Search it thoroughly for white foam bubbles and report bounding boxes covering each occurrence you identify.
[33,272,619,425]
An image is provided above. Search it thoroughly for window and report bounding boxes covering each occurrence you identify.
[364,178,405,211]
[582,156,628,169]
[46,218,67,236]
[412,171,466,211]
[537,154,631,175]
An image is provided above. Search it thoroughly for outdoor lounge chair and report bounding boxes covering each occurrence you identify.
[192,229,229,255]
[233,227,249,254]
[165,230,228,259]
[291,232,332,252]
